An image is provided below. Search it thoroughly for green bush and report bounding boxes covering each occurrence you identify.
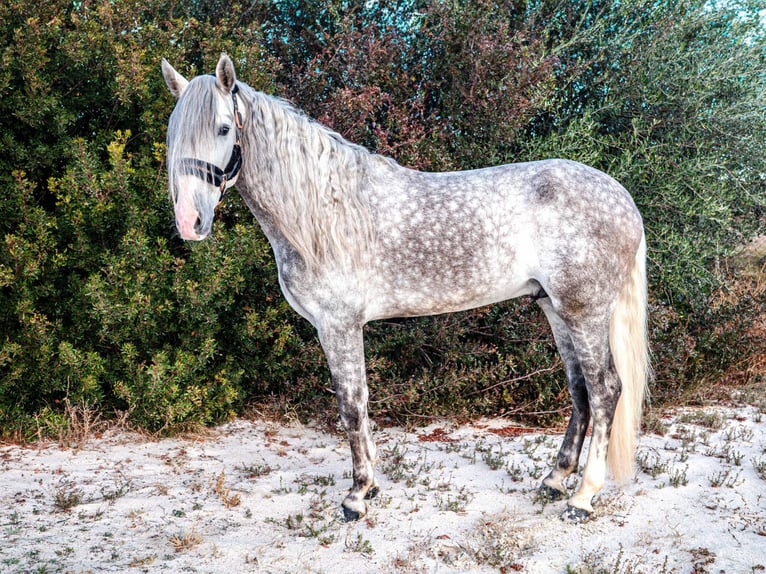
[0,0,763,436]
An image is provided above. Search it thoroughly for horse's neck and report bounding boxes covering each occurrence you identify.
[237,92,377,270]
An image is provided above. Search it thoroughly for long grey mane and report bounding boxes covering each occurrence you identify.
[238,85,378,270]
[166,75,220,205]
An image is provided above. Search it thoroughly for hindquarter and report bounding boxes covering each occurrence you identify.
[528,161,643,320]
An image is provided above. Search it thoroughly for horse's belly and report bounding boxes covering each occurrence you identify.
[364,262,537,321]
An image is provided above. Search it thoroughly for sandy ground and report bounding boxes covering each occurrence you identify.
[1,405,765,573]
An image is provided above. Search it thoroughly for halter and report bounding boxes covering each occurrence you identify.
[178,84,244,196]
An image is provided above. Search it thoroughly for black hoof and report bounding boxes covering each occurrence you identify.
[342,505,362,522]
[560,505,591,523]
[365,486,380,500]
[537,484,567,503]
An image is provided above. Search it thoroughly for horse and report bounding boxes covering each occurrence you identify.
[161,53,650,523]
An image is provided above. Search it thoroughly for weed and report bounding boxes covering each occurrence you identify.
[752,457,766,480]
[708,468,741,488]
[673,426,698,449]
[676,410,725,430]
[570,543,672,574]
[726,448,745,466]
[668,464,689,487]
[506,461,525,482]
[128,554,157,568]
[379,443,434,487]
[271,476,292,494]
[379,443,417,483]
[346,532,374,556]
[643,409,669,435]
[169,529,203,552]
[4,511,21,537]
[723,425,753,442]
[239,462,273,478]
[467,513,532,569]
[284,513,304,530]
[53,480,84,512]
[709,444,747,466]
[212,470,241,508]
[311,473,336,487]
[479,444,507,471]
[636,449,667,479]
[528,464,545,480]
[100,471,132,502]
[436,485,474,513]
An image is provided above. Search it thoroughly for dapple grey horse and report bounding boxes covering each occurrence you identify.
[162,54,649,522]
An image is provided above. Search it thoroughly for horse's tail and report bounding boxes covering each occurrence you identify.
[607,231,651,482]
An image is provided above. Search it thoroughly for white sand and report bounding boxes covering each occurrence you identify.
[2,405,765,573]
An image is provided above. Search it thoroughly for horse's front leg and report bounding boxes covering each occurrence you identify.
[317,321,378,521]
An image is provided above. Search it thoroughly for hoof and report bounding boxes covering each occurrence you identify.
[341,496,368,522]
[342,504,363,522]
[560,505,591,523]
[341,485,378,521]
[537,484,567,503]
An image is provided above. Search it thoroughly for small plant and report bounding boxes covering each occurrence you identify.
[311,473,336,487]
[637,450,667,479]
[436,485,474,513]
[212,470,241,508]
[725,448,745,466]
[100,471,133,502]
[169,529,203,553]
[668,464,689,488]
[708,468,741,488]
[506,461,525,482]
[284,513,304,530]
[677,411,725,430]
[643,410,669,435]
[752,457,766,481]
[379,443,434,487]
[53,481,84,512]
[346,532,374,556]
[271,476,292,494]
[723,425,754,443]
[478,444,507,471]
[673,426,699,452]
[239,462,274,478]
[709,444,746,466]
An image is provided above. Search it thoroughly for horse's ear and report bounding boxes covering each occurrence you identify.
[215,53,237,94]
[161,58,188,99]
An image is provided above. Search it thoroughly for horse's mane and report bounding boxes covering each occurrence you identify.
[166,75,219,205]
[239,85,379,270]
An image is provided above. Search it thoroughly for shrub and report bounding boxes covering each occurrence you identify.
[0,0,763,436]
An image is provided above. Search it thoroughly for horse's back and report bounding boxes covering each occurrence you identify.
[362,158,642,321]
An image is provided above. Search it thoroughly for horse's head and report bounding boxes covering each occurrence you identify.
[162,54,244,240]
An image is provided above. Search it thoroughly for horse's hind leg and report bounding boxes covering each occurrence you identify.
[537,298,591,502]
[316,321,378,521]
[561,315,622,522]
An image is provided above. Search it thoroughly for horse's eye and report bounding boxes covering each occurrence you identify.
[217,125,230,137]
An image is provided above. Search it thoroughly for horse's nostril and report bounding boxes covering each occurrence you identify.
[193,216,204,235]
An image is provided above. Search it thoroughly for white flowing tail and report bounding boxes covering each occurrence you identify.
[607,232,651,482]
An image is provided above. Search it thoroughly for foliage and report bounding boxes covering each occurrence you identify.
[0,0,763,436]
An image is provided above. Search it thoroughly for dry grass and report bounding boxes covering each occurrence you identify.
[211,470,241,508]
[169,529,203,553]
